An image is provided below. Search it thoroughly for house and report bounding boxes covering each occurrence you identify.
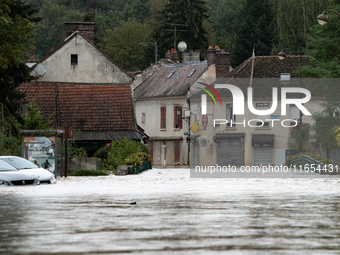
[20,22,143,155]
[188,51,329,167]
[134,46,230,166]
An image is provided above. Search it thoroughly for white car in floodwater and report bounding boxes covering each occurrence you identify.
[0,160,39,186]
[0,156,56,184]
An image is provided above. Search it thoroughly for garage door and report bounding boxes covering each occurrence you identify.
[254,147,272,165]
[216,139,244,166]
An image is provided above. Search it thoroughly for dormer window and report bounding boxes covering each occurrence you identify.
[71,54,78,65]
[166,71,175,79]
[187,69,196,78]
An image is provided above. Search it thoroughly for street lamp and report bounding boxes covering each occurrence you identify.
[317,9,340,25]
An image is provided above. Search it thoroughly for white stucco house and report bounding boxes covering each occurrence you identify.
[134,46,231,166]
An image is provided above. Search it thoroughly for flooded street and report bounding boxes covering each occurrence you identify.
[1,168,340,254]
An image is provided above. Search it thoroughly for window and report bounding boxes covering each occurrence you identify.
[166,71,175,79]
[187,69,196,78]
[290,105,302,125]
[174,141,180,163]
[256,105,270,127]
[226,104,236,127]
[141,113,146,124]
[160,107,166,129]
[71,54,78,65]
[174,106,182,129]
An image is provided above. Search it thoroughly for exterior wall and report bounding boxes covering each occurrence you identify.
[189,96,324,167]
[135,96,190,166]
[33,35,131,84]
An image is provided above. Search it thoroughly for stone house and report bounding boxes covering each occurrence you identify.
[20,22,143,155]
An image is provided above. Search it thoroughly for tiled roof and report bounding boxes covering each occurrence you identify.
[134,61,208,98]
[191,55,313,100]
[224,55,311,80]
[19,83,136,132]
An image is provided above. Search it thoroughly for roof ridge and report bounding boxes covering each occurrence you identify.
[31,32,130,77]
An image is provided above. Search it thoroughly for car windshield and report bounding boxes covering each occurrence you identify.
[0,160,18,172]
[0,157,39,170]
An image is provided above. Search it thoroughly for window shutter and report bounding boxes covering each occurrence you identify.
[161,107,166,129]
[174,106,177,128]
[178,106,182,129]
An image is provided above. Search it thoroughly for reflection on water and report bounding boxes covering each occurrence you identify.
[1,169,340,254]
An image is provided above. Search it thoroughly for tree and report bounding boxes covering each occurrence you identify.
[206,0,244,53]
[31,1,83,60]
[298,1,340,78]
[155,0,209,60]
[0,0,40,117]
[101,19,154,70]
[274,0,327,54]
[289,123,311,152]
[0,103,20,156]
[314,115,340,159]
[19,100,54,130]
[231,0,276,67]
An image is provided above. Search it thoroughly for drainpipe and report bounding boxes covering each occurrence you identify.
[163,142,166,166]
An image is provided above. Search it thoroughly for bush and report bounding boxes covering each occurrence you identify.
[93,145,109,159]
[102,137,150,173]
[286,152,334,166]
[125,152,152,170]
[68,169,108,176]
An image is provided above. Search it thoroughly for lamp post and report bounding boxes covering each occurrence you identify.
[317,9,340,25]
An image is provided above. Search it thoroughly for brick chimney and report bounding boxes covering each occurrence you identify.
[65,22,95,43]
[170,48,178,63]
[165,49,171,60]
[207,45,230,78]
[182,50,200,63]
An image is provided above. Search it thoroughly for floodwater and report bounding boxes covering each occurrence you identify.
[1,168,340,255]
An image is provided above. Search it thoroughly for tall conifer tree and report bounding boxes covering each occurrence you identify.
[231,0,276,67]
[155,0,209,59]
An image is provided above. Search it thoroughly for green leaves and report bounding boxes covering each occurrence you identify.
[101,19,153,70]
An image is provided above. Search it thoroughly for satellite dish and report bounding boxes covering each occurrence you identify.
[178,41,187,52]
[36,63,47,76]
[190,105,200,115]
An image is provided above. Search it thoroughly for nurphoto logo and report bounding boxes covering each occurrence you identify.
[198,84,312,128]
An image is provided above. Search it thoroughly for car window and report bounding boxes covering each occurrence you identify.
[0,157,38,169]
[0,160,18,171]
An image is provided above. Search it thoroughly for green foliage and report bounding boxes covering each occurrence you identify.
[289,123,312,152]
[0,0,40,117]
[101,19,154,70]
[231,0,277,67]
[125,151,152,170]
[334,126,340,145]
[274,0,327,54]
[102,137,149,173]
[19,100,54,130]
[206,0,243,53]
[93,145,109,159]
[0,103,21,156]
[298,0,340,78]
[313,110,340,159]
[286,152,334,166]
[67,142,88,158]
[31,1,83,60]
[68,169,108,176]
[155,0,209,60]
